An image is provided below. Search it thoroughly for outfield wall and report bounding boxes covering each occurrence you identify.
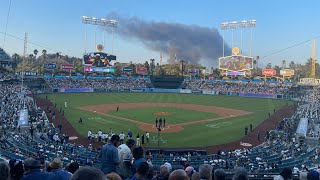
[45,87,291,100]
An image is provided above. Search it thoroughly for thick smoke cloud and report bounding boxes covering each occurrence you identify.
[105,13,231,66]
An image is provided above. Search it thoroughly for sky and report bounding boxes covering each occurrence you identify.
[0,0,320,68]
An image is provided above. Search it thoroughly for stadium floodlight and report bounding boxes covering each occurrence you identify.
[81,16,118,54]
[220,20,256,29]
[220,19,257,57]
[81,16,118,27]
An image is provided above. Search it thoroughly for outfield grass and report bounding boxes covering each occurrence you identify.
[108,107,219,124]
[39,93,292,148]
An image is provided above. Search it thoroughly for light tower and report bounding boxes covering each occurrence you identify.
[81,16,118,54]
[311,39,316,79]
[220,20,256,57]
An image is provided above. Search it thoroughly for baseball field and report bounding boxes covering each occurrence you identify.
[39,93,292,148]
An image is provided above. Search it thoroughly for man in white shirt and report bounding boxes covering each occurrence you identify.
[102,133,106,142]
[88,130,92,141]
[145,132,150,144]
[98,130,102,142]
[118,139,135,179]
[119,132,125,144]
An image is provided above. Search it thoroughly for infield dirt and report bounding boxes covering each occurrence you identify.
[79,103,252,133]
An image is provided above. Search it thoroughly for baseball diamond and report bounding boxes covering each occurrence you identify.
[38,93,292,148]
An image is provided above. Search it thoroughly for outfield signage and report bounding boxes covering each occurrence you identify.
[299,78,320,85]
[136,67,148,74]
[280,69,294,77]
[188,69,199,75]
[180,89,192,94]
[44,63,57,70]
[262,69,276,76]
[122,67,133,73]
[84,67,114,73]
[192,90,202,94]
[18,72,38,76]
[61,64,74,70]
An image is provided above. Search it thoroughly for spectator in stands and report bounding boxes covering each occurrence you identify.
[48,158,72,180]
[106,172,122,180]
[131,162,149,180]
[156,165,170,180]
[0,161,10,180]
[185,166,195,179]
[233,167,248,180]
[21,158,50,180]
[100,134,120,174]
[118,139,135,178]
[199,164,212,180]
[191,172,200,180]
[169,169,189,180]
[132,146,147,175]
[70,166,105,180]
[274,168,292,180]
[213,169,225,180]
[65,162,79,174]
[9,159,24,180]
[307,170,319,180]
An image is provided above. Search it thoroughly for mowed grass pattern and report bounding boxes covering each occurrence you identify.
[108,107,219,124]
[40,93,292,148]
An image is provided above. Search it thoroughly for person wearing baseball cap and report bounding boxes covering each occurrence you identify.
[20,158,51,180]
[49,158,72,180]
[118,139,135,178]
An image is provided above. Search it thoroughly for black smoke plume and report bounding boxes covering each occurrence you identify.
[104,13,231,67]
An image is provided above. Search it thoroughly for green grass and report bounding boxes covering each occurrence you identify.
[39,93,293,148]
[108,107,219,124]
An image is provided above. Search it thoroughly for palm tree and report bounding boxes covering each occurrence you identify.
[11,53,20,73]
[42,49,47,62]
[33,49,38,57]
[28,54,34,66]
[266,63,272,69]
[281,60,286,69]
[33,49,38,64]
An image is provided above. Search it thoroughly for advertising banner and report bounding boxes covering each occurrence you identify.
[180,89,192,94]
[280,69,295,76]
[61,64,74,70]
[122,67,133,73]
[18,72,38,76]
[60,88,94,93]
[192,90,202,94]
[84,67,115,73]
[202,90,216,95]
[44,63,57,70]
[262,69,276,76]
[130,89,143,92]
[188,69,199,75]
[83,52,116,67]
[136,67,148,74]
[239,92,275,98]
[222,71,245,76]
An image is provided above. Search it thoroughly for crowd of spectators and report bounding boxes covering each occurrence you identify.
[45,78,150,89]
[185,81,292,94]
[0,68,17,81]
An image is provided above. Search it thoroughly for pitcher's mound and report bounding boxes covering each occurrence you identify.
[153,111,171,116]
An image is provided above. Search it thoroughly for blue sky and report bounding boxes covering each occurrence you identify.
[0,0,319,67]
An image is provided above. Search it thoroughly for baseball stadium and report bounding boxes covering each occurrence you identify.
[0,1,320,180]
